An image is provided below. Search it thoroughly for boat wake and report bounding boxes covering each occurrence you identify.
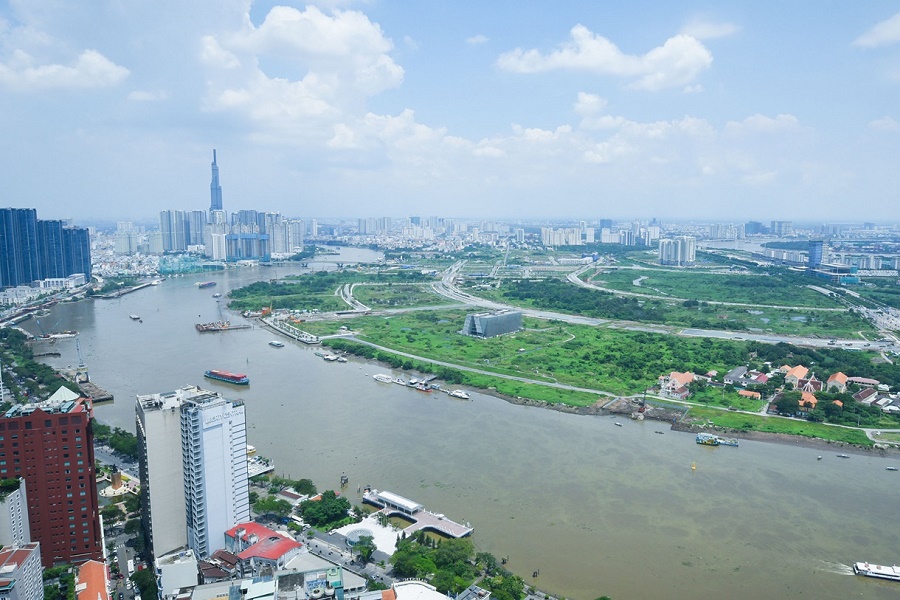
[816,560,855,576]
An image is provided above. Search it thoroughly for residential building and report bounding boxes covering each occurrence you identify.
[0,478,30,547]
[826,372,848,393]
[137,386,250,560]
[0,388,102,567]
[783,365,809,388]
[658,236,696,266]
[0,542,43,600]
[770,221,793,237]
[181,391,250,558]
[0,208,91,289]
[156,549,200,598]
[224,523,302,577]
[658,372,694,399]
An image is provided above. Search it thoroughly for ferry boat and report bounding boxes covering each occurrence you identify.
[853,562,900,581]
[448,389,470,399]
[696,432,720,446]
[268,340,285,348]
[204,369,249,385]
[197,281,217,289]
[373,374,393,383]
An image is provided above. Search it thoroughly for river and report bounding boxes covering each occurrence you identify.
[24,248,900,600]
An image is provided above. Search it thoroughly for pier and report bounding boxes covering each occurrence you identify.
[363,488,473,538]
[261,316,320,344]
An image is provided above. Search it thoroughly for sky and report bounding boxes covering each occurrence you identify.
[1,1,899,223]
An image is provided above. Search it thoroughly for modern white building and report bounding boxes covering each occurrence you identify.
[0,542,43,600]
[0,478,30,547]
[137,386,250,561]
[181,391,250,558]
[658,236,697,266]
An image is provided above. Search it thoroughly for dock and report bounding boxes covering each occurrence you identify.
[363,488,473,538]
[248,455,275,478]
[261,317,320,344]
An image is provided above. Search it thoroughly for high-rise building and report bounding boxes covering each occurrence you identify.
[210,150,223,213]
[599,219,613,230]
[36,220,66,279]
[0,208,39,288]
[808,240,826,267]
[0,478,31,547]
[62,228,91,281]
[159,210,188,253]
[137,386,249,561]
[181,392,249,558]
[770,221,793,237]
[658,236,696,266]
[0,389,102,567]
[0,542,43,600]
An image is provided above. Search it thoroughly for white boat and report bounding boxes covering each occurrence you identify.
[373,374,393,383]
[448,389,470,399]
[246,444,257,455]
[268,340,285,348]
[129,314,141,320]
[336,356,348,363]
[393,377,406,385]
[853,562,900,581]
[323,354,339,361]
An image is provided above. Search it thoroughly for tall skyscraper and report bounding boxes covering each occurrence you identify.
[0,208,39,288]
[0,389,102,567]
[808,240,826,268]
[658,236,697,266]
[181,391,249,558]
[36,220,66,279]
[137,386,249,561]
[210,149,223,213]
[159,210,188,253]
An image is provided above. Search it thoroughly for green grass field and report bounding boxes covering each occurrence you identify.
[685,407,872,445]
[350,283,453,309]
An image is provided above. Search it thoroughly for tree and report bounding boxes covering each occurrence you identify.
[356,535,377,563]
[122,493,141,514]
[774,392,799,415]
[298,490,351,527]
[123,518,142,535]
[254,496,293,519]
[131,569,158,600]
[101,504,124,523]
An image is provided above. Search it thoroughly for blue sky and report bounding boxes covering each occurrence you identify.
[1,1,899,223]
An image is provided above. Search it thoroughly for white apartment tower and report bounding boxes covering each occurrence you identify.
[181,392,250,558]
[0,478,30,546]
[136,386,249,561]
[658,236,697,266]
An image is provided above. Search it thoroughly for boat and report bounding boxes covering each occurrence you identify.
[614,422,623,427]
[817,456,823,460]
[129,315,141,320]
[314,351,326,357]
[837,454,850,459]
[886,466,898,471]
[853,562,900,581]
[204,369,249,385]
[448,389,470,399]
[392,377,406,385]
[212,292,222,298]
[413,382,430,392]
[322,354,339,362]
[718,437,739,447]
[373,374,393,383]
[654,431,665,435]
[696,433,720,446]
[268,340,285,348]
[246,444,257,455]
[197,281,216,288]
[336,356,348,363]
[408,378,420,385]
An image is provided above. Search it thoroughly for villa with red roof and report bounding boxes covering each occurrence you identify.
[784,365,809,388]
[225,522,303,577]
[826,372,848,393]
[76,559,110,600]
[658,371,694,399]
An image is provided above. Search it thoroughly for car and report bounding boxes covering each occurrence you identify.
[119,593,124,600]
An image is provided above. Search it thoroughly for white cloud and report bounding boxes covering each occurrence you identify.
[868,116,900,132]
[466,34,489,45]
[573,92,606,116]
[0,48,128,91]
[127,89,169,102]
[680,18,739,40]
[496,25,713,91]
[853,12,900,48]
[724,113,800,135]
[200,35,241,69]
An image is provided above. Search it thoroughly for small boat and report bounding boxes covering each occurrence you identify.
[886,466,898,471]
[323,354,339,362]
[212,292,222,298]
[654,431,665,435]
[408,378,420,385]
[129,314,141,320]
[392,377,406,385]
[314,351,326,357]
[373,374,393,383]
[614,422,623,427]
[691,462,696,471]
[197,281,216,288]
[448,389,470,399]
[413,382,430,392]
[246,444,257,455]
[853,562,900,581]
[837,454,850,459]
[336,356,348,363]
[268,340,285,348]
[817,456,823,460]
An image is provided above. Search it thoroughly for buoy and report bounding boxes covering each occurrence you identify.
[691,462,696,471]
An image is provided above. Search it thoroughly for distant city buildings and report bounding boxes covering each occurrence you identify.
[137,385,250,560]
[0,208,91,289]
[658,236,696,266]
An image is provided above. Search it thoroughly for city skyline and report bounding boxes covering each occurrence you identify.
[1,2,900,222]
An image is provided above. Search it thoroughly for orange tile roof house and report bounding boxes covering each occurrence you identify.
[658,371,694,399]
[76,559,109,600]
[826,372,848,393]
[738,390,761,400]
[784,365,809,387]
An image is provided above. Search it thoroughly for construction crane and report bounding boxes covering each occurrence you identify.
[74,336,89,384]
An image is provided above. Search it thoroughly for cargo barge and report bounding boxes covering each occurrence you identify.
[204,370,249,385]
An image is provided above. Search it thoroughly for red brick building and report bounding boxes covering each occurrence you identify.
[0,389,102,567]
